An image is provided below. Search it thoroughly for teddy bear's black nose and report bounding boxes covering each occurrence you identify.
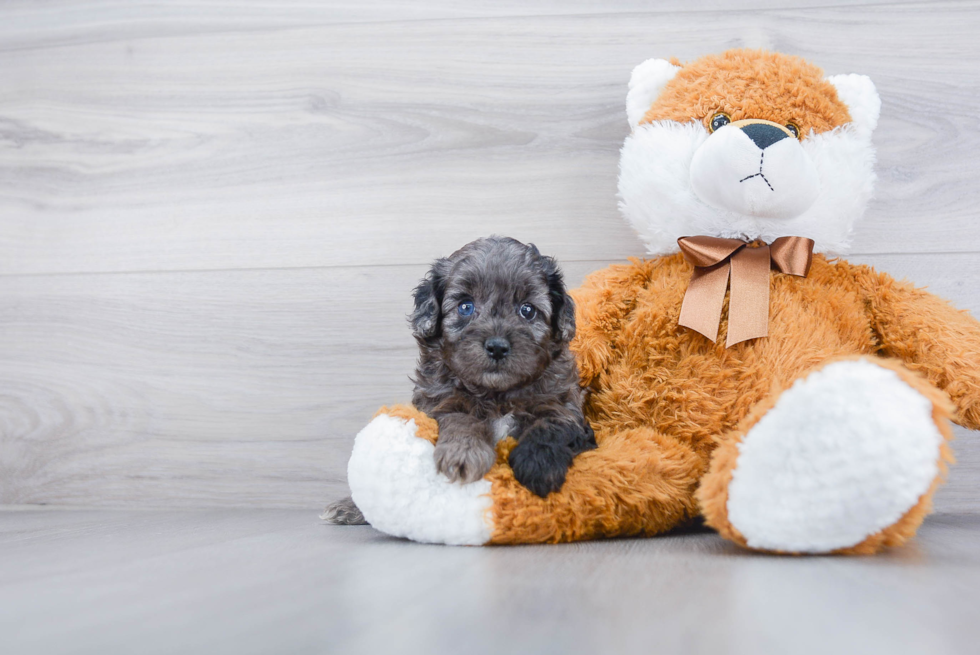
[485,337,510,361]
[741,123,790,150]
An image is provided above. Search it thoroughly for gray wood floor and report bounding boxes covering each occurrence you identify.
[1,508,979,655]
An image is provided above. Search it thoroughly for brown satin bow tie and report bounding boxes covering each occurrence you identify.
[677,235,814,347]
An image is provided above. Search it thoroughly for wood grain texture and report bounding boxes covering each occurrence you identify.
[2,509,980,654]
[0,1,940,55]
[1,255,978,510]
[1,1,979,510]
[0,261,608,508]
[1,1,979,275]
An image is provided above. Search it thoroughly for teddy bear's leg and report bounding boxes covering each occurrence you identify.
[346,405,494,545]
[698,357,954,555]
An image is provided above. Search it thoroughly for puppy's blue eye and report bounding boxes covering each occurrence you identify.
[519,303,536,320]
[458,301,475,316]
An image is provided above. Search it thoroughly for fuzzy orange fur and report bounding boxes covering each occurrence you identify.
[369,50,980,552]
[379,254,979,550]
[487,425,704,544]
[641,50,852,135]
[860,271,980,431]
[697,356,956,555]
[492,255,978,549]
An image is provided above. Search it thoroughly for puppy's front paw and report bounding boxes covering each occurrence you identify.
[434,437,496,484]
[508,438,574,498]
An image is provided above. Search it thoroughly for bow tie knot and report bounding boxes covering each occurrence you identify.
[677,236,814,347]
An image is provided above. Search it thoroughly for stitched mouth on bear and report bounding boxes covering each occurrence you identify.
[689,119,821,220]
[739,150,774,192]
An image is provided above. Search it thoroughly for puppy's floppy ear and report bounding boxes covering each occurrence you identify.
[410,258,451,340]
[536,249,575,344]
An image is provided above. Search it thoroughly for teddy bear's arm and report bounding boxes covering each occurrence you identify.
[863,268,980,430]
[569,260,655,386]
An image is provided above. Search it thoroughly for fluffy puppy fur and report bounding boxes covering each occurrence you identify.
[410,236,595,497]
[322,236,594,525]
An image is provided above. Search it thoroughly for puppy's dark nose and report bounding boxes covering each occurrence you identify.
[741,122,789,150]
[485,337,510,361]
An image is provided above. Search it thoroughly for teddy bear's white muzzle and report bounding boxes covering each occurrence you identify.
[690,122,821,220]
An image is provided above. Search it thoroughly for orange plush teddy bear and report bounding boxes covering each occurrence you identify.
[344,49,980,554]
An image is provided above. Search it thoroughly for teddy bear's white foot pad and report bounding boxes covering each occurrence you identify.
[726,360,944,553]
[347,414,493,545]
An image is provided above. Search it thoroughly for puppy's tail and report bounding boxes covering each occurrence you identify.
[320,495,368,525]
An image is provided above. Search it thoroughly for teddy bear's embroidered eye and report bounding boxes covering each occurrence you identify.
[785,122,801,139]
[709,112,731,132]
[519,303,536,320]
[458,300,475,316]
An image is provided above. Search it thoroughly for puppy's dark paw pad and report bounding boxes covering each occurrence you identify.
[508,440,574,497]
[434,439,496,484]
[320,496,367,525]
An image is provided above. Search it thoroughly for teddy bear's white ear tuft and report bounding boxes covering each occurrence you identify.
[826,74,881,139]
[627,59,681,128]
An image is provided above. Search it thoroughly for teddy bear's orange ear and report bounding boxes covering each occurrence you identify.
[626,59,681,128]
[825,74,881,139]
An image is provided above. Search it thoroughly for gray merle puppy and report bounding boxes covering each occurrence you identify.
[323,236,595,525]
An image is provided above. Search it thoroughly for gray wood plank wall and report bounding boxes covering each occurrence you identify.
[2,1,979,510]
